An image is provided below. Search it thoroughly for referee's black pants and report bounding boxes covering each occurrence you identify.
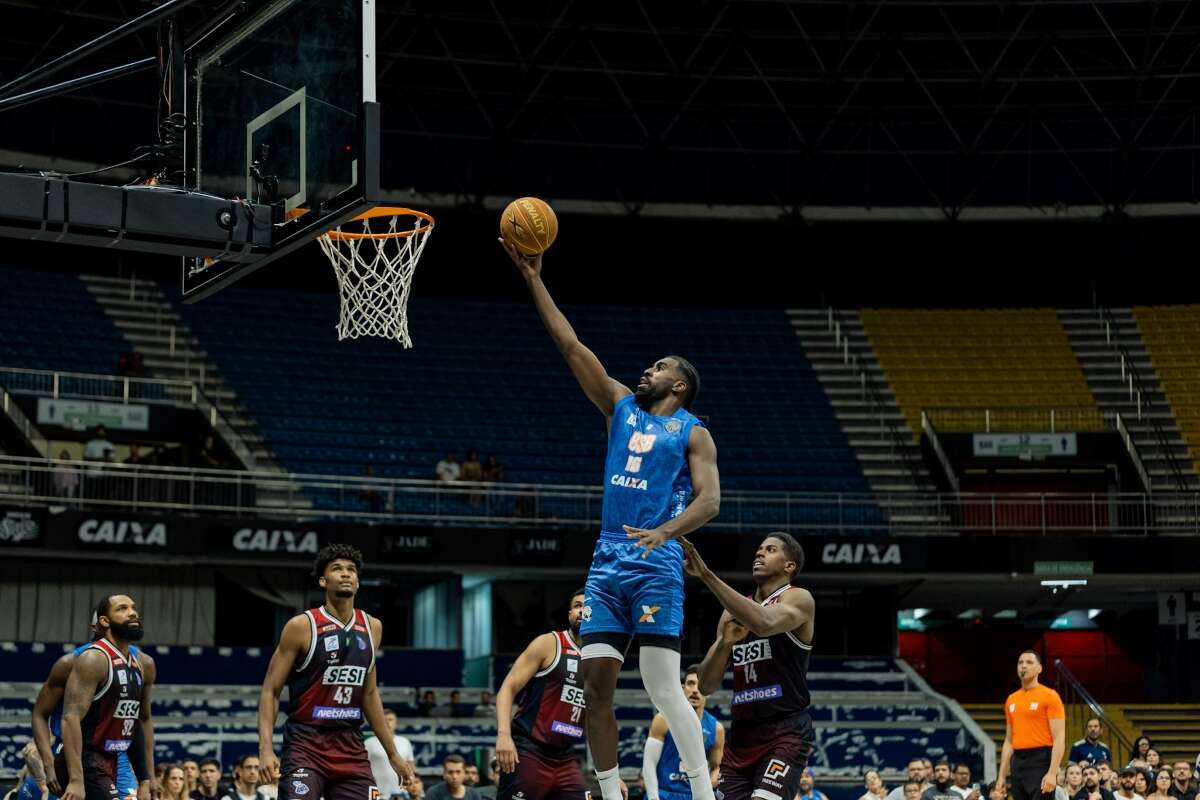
[1011,747,1054,800]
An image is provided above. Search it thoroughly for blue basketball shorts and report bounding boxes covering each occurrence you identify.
[580,531,684,641]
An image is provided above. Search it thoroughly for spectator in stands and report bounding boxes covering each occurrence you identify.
[165,765,189,800]
[1098,763,1117,792]
[482,456,504,482]
[53,450,79,499]
[367,709,416,799]
[464,765,480,787]
[860,770,888,800]
[361,465,386,514]
[125,442,155,466]
[1116,767,1145,800]
[1147,753,1163,774]
[1069,718,1112,767]
[157,765,170,786]
[905,783,925,800]
[219,755,269,800]
[183,761,200,796]
[418,690,438,717]
[1133,740,1154,765]
[1058,765,1084,800]
[460,451,483,506]
[409,776,425,800]
[1135,774,1153,798]
[887,761,929,800]
[1169,762,1197,800]
[1148,771,1174,800]
[84,426,115,462]
[474,690,494,718]
[952,764,981,800]
[198,435,225,468]
[796,768,827,800]
[476,759,500,800]
[923,760,959,800]
[191,759,223,800]
[1083,766,1115,800]
[436,453,461,483]
[425,755,481,800]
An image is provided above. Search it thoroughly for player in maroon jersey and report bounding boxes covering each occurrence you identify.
[495,588,615,800]
[258,544,411,800]
[59,595,157,800]
[681,534,815,800]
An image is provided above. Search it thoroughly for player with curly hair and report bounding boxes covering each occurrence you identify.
[257,544,412,800]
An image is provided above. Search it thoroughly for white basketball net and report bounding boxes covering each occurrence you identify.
[318,211,433,346]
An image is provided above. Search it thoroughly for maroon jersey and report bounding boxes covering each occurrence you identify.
[287,607,376,728]
[80,638,143,756]
[511,630,585,757]
[730,584,812,727]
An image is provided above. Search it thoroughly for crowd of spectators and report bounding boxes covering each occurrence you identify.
[435,452,505,484]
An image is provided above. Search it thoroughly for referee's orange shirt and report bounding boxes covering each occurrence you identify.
[1004,684,1065,749]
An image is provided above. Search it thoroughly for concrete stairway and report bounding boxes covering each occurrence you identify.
[789,310,940,527]
[1058,308,1199,492]
[79,273,281,473]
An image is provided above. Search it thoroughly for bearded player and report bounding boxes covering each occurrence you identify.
[257,544,412,800]
[683,534,815,800]
[501,234,721,800]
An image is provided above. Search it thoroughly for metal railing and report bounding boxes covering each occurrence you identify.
[920,411,960,493]
[0,366,256,470]
[924,406,1109,434]
[0,382,47,456]
[2,455,1197,535]
[1097,306,1190,491]
[828,308,928,489]
[1054,659,1134,769]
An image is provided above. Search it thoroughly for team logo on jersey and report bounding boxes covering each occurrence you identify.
[665,420,681,433]
[117,670,128,685]
[369,787,380,800]
[733,640,773,666]
[313,707,362,720]
[639,606,660,623]
[1029,702,1039,711]
[560,684,586,708]
[113,699,140,719]
[550,720,584,738]
[625,413,637,426]
[1008,704,1016,713]
[732,684,783,705]
[357,636,368,650]
[581,605,592,622]
[323,665,367,686]
[566,658,579,673]
[324,635,340,652]
[103,740,132,752]
[764,760,790,780]
[292,783,310,796]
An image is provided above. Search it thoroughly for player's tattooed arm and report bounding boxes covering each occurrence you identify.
[499,238,631,416]
[61,648,109,800]
[258,614,309,785]
[362,617,414,787]
[494,632,557,773]
[681,538,812,637]
[32,654,73,795]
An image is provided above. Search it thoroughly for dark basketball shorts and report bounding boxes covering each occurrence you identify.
[1010,747,1054,800]
[498,746,588,800]
[279,723,377,800]
[54,753,120,800]
[718,714,814,800]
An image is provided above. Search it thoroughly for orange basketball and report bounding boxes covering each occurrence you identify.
[500,197,558,256]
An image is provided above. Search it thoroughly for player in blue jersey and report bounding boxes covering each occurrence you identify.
[501,240,722,800]
[642,667,724,800]
[23,609,149,800]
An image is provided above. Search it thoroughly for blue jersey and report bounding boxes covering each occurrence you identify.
[601,394,703,534]
[657,710,719,799]
[39,643,140,798]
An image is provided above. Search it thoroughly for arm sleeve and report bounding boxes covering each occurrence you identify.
[1047,691,1065,720]
[128,722,149,781]
[642,738,664,800]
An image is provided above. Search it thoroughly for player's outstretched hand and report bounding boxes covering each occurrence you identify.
[720,618,748,645]
[498,238,543,281]
[678,537,708,577]
[495,732,519,773]
[624,525,669,558]
[258,750,280,786]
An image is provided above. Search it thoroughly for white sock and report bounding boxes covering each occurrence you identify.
[596,766,623,800]
[638,646,717,800]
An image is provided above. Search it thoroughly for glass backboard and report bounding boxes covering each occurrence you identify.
[181,0,378,301]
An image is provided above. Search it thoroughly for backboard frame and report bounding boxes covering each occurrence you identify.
[179,0,380,303]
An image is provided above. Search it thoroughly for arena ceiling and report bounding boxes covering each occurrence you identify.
[3,0,1200,220]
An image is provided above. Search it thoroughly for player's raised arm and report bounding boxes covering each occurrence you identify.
[258,615,309,785]
[500,239,631,417]
[680,538,811,638]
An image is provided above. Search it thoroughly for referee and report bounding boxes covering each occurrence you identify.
[991,651,1065,800]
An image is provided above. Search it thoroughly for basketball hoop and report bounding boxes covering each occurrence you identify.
[318,207,434,346]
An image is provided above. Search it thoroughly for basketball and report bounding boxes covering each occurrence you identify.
[500,196,558,256]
